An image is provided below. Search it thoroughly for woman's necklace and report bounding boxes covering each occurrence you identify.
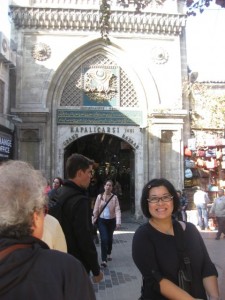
[104,193,111,202]
[150,219,174,235]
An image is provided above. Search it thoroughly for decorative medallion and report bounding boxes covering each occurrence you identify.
[83,67,118,103]
[31,42,51,61]
[151,47,169,64]
[2,38,8,53]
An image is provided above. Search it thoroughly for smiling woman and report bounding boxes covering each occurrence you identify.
[132,178,219,300]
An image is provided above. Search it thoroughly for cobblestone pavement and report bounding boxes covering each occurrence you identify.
[93,213,225,300]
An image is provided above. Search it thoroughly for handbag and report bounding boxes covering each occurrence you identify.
[93,194,114,228]
[173,221,192,294]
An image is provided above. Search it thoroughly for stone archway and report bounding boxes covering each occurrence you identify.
[64,133,135,212]
[56,125,144,217]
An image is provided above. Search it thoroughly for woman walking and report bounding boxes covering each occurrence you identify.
[93,180,121,268]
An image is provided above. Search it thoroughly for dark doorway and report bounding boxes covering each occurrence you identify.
[64,133,135,212]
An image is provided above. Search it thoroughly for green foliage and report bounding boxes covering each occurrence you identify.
[186,0,225,16]
[190,83,225,129]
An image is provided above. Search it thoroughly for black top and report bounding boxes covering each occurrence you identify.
[57,179,100,276]
[0,236,96,300]
[132,220,218,300]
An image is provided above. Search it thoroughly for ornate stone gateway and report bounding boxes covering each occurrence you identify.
[8,0,188,219]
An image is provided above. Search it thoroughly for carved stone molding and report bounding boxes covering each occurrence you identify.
[151,46,169,64]
[9,6,186,36]
[32,42,51,61]
[19,129,40,142]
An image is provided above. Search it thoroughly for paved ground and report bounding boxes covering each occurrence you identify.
[93,212,225,300]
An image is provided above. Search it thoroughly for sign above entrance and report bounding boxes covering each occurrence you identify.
[57,109,142,126]
[0,131,13,160]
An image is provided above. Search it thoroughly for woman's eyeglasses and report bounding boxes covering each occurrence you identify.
[147,195,173,204]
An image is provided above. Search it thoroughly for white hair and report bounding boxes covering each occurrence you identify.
[0,160,47,238]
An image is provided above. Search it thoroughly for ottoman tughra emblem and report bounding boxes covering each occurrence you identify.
[84,68,117,102]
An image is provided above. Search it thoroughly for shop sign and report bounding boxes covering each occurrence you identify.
[0,132,13,159]
[57,109,142,126]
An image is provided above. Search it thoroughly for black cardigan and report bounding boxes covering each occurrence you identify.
[132,220,218,300]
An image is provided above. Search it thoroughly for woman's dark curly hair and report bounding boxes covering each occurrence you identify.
[141,178,180,218]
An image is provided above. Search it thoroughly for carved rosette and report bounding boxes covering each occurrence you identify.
[151,47,169,64]
[32,42,51,61]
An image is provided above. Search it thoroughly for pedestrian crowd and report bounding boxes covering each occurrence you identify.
[0,155,223,300]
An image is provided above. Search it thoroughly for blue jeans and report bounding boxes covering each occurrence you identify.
[98,217,116,262]
[216,216,225,238]
[196,205,208,229]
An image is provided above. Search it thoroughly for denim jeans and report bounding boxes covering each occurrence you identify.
[98,217,116,262]
[196,205,208,229]
[216,216,225,238]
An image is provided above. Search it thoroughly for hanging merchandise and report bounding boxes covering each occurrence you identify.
[185,168,193,179]
[191,169,199,178]
[185,158,195,169]
[196,157,205,168]
[196,149,205,157]
[216,148,222,160]
[205,148,216,158]
[198,168,209,178]
[184,147,192,157]
[205,158,217,170]
[219,170,225,180]
[184,179,193,187]
[184,136,225,190]
[208,185,218,192]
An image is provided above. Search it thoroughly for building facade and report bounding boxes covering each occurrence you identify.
[8,0,189,218]
[0,1,17,162]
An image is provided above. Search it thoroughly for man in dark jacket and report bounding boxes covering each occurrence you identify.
[58,153,103,283]
[0,160,96,300]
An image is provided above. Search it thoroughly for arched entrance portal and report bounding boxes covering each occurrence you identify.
[64,133,135,212]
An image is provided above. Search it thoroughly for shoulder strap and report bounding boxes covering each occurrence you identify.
[96,194,114,220]
[173,220,187,258]
[0,244,32,261]
[173,220,192,281]
[178,220,186,231]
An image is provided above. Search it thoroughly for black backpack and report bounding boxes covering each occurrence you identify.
[47,187,80,226]
[48,197,67,226]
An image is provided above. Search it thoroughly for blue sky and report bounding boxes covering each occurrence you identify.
[186,3,225,81]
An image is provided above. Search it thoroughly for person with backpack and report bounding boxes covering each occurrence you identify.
[0,160,96,300]
[55,153,103,283]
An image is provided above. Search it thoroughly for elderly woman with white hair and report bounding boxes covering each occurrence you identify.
[0,160,96,300]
